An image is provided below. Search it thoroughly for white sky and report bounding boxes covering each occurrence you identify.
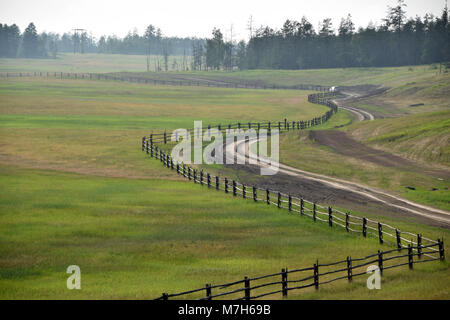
[0,0,446,41]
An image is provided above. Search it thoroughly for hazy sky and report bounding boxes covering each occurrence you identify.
[0,0,446,40]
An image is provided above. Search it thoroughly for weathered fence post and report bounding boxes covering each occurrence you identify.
[242,184,246,199]
[300,198,304,215]
[277,192,281,208]
[288,195,292,211]
[438,239,445,260]
[346,256,352,282]
[362,218,367,237]
[378,222,383,244]
[328,207,333,227]
[314,262,319,290]
[417,234,422,259]
[396,229,401,250]
[313,203,317,221]
[207,173,211,188]
[378,250,383,275]
[244,277,250,300]
[408,245,413,269]
[188,167,191,181]
[232,180,236,196]
[253,186,257,202]
[200,170,203,185]
[215,176,219,190]
[282,268,288,297]
[205,284,212,300]
[266,189,270,205]
[345,213,349,232]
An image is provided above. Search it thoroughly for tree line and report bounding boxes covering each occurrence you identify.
[1,1,448,71]
[0,22,204,63]
[196,0,449,70]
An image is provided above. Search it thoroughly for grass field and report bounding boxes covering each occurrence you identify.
[0,60,449,299]
[0,53,191,73]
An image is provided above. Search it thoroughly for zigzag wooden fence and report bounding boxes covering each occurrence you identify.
[143,91,441,256]
[154,242,444,300]
[146,91,338,145]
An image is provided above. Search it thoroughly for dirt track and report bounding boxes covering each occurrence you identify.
[223,86,450,228]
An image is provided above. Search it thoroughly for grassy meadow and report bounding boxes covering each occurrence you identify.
[0,58,449,299]
[0,53,190,73]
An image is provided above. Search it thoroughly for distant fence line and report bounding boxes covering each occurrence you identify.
[147,91,338,144]
[0,71,332,91]
[154,242,444,300]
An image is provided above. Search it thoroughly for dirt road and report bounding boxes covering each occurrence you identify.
[224,87,450,228]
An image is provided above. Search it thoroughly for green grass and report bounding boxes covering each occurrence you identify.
[348,110,450,166]
[0,64,449,299]
[115,65,449,88]
[1,165,449,299]
[0,53,190,73]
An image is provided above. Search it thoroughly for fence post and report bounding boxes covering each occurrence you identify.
[346,256,352,282]
[277,192,281,208]
[145,141,149,155]
[378,250,383,275]
[232,180,236,196]
[266,189,270,205]
[300,198,304,215]
[408,244,413,269]
[378,222,383,244]
[207,173,211,188]
[313,203,316,221]
[396,229,401,250]
[244,276,250,300]
[206,284,212,300]
[345,213,349,232]
[216,176,219,190]
[176,163,180,174]
[328,207,332,227]
[282,268,288,297]
[200,171,204,185]
[188,167,191,181]
[225,178,228,193]
[288,195,292,211]
[242,184,246,199]
[314,262,319,290]
[362,218,367,237]
[142,137,146,151]
[417,234,422,259]
[253,186,257,202]
[438,239,445,260]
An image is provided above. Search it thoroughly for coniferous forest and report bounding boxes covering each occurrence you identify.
[1,0,448,70]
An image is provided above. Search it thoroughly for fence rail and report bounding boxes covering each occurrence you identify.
[146,91,338,144]
[154,242,444,300]
[0,71,331,91]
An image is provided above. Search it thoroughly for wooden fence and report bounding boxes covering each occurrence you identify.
[144,141,441,252]
[146,91,338,145]
[0,71,331,91]
[154,242,444,300]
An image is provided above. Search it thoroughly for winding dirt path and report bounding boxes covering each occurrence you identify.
[224,88,450,228]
